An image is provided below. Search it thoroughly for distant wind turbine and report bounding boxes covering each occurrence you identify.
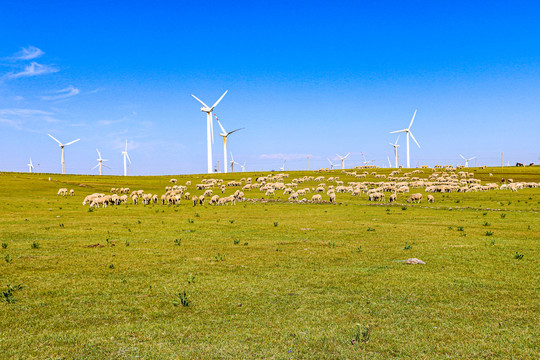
[230,152,237,172]
[361,153,375,167]
[327,158,336,170]
[389,135,400,168]
[459,154,476,167]
[48,134,80,174]
[387,156,392,168]
[214,114,243,174]
[390,110,420,168]
[122,139,131,176]
[27,158,34,173]
[92,149,110,175]
[191,91,228,174]
[240,161,246,172]
[336,153,350,169]
[279,160,286,171]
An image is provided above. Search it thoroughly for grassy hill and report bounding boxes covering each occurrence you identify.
[1,167,539,358]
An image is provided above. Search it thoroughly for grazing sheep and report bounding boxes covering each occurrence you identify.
[407,193,423,203]
[265,188,275,197]
[169,178,177,184]
[199,195,205,206]
[132,194,138,205]
[209,195,220,205]
[57,188,68,196]
[311,194,322,202]
[192,195,198,206]
[389,193,397,203]
[288,192,299,202]
[427,194,435,203]
[184,192,191,200]
[69,189,75,196]
[329,192,336,203]
[152,194,158,204]
[368,192,385,202]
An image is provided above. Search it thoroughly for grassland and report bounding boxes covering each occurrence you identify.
[1,167,539,359]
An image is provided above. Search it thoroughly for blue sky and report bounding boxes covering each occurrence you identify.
[1,1,539,174]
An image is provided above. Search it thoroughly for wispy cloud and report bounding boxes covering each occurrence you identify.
[13,46,44,60]
[0,108,53,117]
[41,85,80,101]
[258,153,314,161]
[0,108,59,131]
[5,62,59,79]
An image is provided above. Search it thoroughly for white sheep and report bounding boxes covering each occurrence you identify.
[57,188,68,196]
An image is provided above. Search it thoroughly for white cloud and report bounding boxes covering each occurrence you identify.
[13,46,44,60]
[41,86,80,101]
[6,62,59,79]
[0,108,53,117]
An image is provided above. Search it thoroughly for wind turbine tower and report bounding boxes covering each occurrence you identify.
[390,110,420,168]
[27,158,34,173]
[389,135,400,168]
[92,149,110,175]
[279,160,286,172]
[336,153,350,169]
[214,114,243,174]
[459,154,476,167]
[48,134,80,174]
[327,158,336,170]
[122,140,131,176]
[191,91,228,174]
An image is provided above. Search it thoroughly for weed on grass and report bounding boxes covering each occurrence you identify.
[233,239,240,245]
[1,242,7,249]
[403,243,412,250]
[500,213,506,218]
[457,226,464,231]
[187,274,196,284]
[351,323,371,345]
[485,231,494,236]
[2,284,23,304]
[483,221,491,226]
[187,219,194,224]
[173,291,190,307]
[215,253,225,261]
[31,241,40,249]
[174,238,182,246]
[109,264,115,269]
[229,219,235,224]
[367,227,375,232]
[328,241,336,248]
[4,254,12,263]
[514,252,524,260]
[401,206,407,210]
[274,221,278,227]
[355,246,362,253]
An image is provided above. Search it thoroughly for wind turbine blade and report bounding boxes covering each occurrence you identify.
[395,134,400,145]
[103,164,111,169]
[459,154,465,160]
[336,153,342,159]
[227,128,244,136]
[408,109,417,129]
[96,149,101,159]
[101,159,109,162]
[91,164,99,170]
[191,94,209,108]
[126,153,131,164]
[230,152,234,163]
[390,129,406,134]
[409,131,420,148]
[469,157,476,161]
[211,90,228,110]
[328,158,332,165]
[344,153,350,158]
[214,114,227,134]
[48,134,62,145]
[64,138,80,146]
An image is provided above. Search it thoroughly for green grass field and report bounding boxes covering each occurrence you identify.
[1,167,539,359]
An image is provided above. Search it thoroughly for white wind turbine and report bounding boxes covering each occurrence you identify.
[47,134,80,174]
[214,113,243,174]
[336,153,350,169]
[389,135,400,168]
[122,139,131,176]
[92,149,110,175]
[459,154,476,167]
[387,156,392,168]
[239,161,246,172]
[327,158,336,170]
[390,110,420,168]
[361,153,375,167]
[279,160,286,171]
[191,91,228,174]
[230,152,237,172]
[27,158,34,173]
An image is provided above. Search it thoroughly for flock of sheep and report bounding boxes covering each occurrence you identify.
[65,168,538,209]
